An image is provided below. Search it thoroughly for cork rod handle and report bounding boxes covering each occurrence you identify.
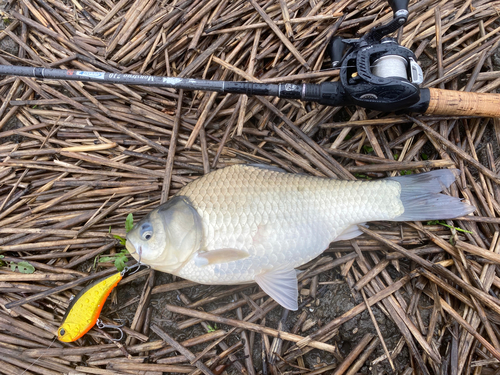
[425,88,500,117]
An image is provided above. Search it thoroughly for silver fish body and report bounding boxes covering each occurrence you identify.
[174,165,402,283]
[126,164,474,310]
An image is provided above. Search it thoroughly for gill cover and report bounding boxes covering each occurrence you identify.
[127,196,203,273]
[159,196,203,268]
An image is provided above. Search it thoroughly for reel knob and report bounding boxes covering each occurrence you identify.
[328,37,347,68]
[388,0,409,23]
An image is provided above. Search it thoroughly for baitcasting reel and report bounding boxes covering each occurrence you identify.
[327,0,423,112]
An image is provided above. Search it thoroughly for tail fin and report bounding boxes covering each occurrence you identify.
[388,170,475,221]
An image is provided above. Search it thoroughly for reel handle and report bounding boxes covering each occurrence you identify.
[410,88,500,117]
[327,37,348,68]
[388,0,409,16]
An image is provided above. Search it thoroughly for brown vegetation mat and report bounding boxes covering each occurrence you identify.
[1,0,500,373]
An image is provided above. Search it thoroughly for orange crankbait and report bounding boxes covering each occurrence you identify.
[58,272,122,342]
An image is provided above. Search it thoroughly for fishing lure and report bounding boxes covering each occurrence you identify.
[57,271,123,342]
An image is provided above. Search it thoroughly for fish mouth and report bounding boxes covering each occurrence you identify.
[125,240,142,264]
[125,238,136,255]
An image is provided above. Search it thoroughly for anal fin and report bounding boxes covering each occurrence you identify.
[255,268,298,311]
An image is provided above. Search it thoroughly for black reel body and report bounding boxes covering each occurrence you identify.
[339,39,423,112]
[326,0,424,112]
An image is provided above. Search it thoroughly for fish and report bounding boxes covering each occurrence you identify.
[58,272,122,342]
[125,164,474,310]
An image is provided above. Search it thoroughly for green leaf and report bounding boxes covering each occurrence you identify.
[400,170,413,175]
[125,213,134,233]
[113,235,126,246]
[99,256,116,263]
[354,173,372,180]
[363,145,374,153]
[393,154,399,160]
[421,153,429,160]
[8,261,35,273]
[440,223,473,234]
[206,323,217,332]
[17,261,35,274]
[114,255,127,272]
[98,249,129,271]
[426,220,473,234]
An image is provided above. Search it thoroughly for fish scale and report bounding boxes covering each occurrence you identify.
[174,165,403,284]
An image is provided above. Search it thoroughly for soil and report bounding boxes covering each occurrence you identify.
[110,251,419,374]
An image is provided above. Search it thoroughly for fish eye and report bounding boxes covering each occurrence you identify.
[142,231,152,241]
[59,328,65,336]
[140,223,153,241]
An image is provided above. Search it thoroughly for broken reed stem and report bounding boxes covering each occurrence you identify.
[1,0,500,373]
[151,324,215,375]
[165,304,337,353]
[360,289,395,371]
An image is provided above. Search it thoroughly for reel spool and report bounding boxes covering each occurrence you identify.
[372,55,408,80]
[371,54,423,84]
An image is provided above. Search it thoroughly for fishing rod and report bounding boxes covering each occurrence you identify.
[1,0,499,117]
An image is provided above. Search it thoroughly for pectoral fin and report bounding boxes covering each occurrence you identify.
[194,249,250,267]
[255,268,298,311]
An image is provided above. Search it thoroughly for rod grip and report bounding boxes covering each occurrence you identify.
[425,88,500,117]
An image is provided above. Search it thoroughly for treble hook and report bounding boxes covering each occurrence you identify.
[121,246,151,276]
[120,262,142,276]
[96,319,125,341]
